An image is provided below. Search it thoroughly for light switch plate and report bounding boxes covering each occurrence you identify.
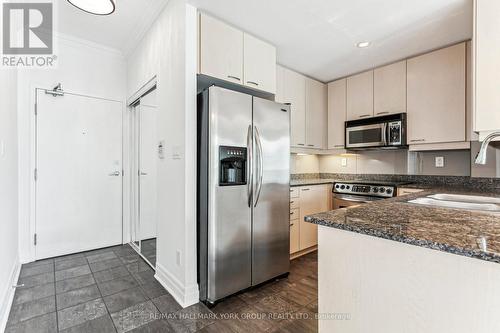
[435,156,445,168]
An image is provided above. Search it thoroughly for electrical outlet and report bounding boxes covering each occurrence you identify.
[176,250,182,266]
[435,156,445,168]
[341,158,348,167]
[158,140,165,159]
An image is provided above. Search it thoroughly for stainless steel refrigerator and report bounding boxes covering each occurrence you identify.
[197,86,290,304]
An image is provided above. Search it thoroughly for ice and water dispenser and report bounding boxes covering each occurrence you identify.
[219,146,247,186]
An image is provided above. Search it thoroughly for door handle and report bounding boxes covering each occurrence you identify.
[109,171,121,176]
[247,125,253,208]
[140,172,148,176]
[254,126,264,207]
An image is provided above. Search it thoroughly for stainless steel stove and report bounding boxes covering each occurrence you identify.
[332,181,409,209]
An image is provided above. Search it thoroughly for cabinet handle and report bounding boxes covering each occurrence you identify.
[290,212,294,215]
[247,81,259,86]
[290,201,294,204]
[297,143,305,146]
[376,111,389,115]
[290,223,294,227]
[227,75,241,81]
[359,114,371,118]
[410,139,425,143]
[301,188,310,191]
[307,144,314,147]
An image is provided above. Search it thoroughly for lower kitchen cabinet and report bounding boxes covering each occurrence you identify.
[290,184,331,256]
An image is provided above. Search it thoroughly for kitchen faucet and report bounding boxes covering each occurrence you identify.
[475,132,500,164]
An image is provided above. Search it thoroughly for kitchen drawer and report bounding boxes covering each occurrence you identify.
[290,208,299,219]
[290,187,299,198]
[290,198,299,209]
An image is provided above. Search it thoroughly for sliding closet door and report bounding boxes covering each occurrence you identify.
[35,90,123,259]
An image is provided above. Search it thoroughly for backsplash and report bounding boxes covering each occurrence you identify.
[318,173,500,191]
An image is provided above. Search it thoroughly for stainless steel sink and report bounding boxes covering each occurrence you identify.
[408,194,500,213]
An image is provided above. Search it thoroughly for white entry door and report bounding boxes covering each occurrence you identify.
[35,89,123,259]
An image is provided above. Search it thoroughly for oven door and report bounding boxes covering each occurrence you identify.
[346,123,387,149]
[332,194,382,209]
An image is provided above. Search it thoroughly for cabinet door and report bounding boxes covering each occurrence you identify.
[374,60,407,116]
[407,43,466,144]
[299,185,329,250]
[347,70,374,120]
[306,78,327,149]
[290,220,300,254]
[474,1,500,132]
[199,13,243,84]
[243,33,276,94]
[284,68,306,147]
[328,79,347,149]
[275,65,285,103]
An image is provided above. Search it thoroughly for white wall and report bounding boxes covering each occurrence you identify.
[126,0,198,307]
[0,69,20,331]
[17,34,126,262]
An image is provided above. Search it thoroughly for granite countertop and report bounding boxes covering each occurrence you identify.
[290,179,338,187]
[305,189,500,264]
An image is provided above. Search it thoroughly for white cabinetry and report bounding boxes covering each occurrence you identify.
[474,0,500,135]
[198,13,276,94]
[199,13,243,85]
[347,70,374,121]
[243,33,276,94]
[306,78,328,149]
[328,79,347,149]
[374,60,407,116]
[407,43,466,145]
[283,68,306,147]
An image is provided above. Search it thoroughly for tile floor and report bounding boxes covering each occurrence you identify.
[139,239,156,268]
[5,245,318,332]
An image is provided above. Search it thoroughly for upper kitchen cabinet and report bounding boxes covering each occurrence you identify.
[282,67,307,147]
[198,13,277,94]
[374,60,407,116]
[474,0,500,135]
[347,70,374,120]
[407,43,466,145]
[305,78,328,149]
[243,33,276,94]
[199,13,243,85]
[328,79,347,149]
[275,65,285,103]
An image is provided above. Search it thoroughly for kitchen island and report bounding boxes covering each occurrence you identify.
[306,189,500,333]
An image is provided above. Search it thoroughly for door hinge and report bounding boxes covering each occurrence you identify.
[34,168,38,181]
[34,233,37,246]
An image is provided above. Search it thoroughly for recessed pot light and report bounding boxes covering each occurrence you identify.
[356,41,371,48]
[67,0,116,15]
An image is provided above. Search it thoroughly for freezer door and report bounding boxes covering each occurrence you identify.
[207,87,253,302]
[252,98,290,285]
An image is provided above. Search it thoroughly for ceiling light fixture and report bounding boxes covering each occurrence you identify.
[67,0,116,15]
[356,41,371,48]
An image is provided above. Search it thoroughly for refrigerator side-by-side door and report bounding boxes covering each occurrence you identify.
[252,98,291,285]
[208,87,253,303]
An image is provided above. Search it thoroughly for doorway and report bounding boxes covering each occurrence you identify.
[34,88,123,260]
[130,87,158,268]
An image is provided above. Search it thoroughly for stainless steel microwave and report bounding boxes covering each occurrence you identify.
[345,113,407,150]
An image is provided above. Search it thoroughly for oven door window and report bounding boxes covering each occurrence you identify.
[346,124,385,148]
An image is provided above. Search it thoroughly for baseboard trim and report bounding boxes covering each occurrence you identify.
[290,246,318,260]
[155,263,199,308]
[0,257,21,332]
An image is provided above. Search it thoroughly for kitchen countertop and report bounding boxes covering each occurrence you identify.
[290,179,339,187]
[305,189,500,264]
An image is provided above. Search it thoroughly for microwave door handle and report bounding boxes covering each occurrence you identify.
[382,123,388,146]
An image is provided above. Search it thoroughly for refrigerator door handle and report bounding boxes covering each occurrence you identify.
[247,125,253,207]
[254,126,264,207]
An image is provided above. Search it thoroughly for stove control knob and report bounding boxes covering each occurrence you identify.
[340,185,346,190]
[372,187,379,193]
[379,188,386,193]
[346,185,351,190]
[335,184,340,189]
[386,188,393,195]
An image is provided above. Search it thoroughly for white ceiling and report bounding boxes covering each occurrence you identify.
[189,0,473,82]
[56,0,169,54]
